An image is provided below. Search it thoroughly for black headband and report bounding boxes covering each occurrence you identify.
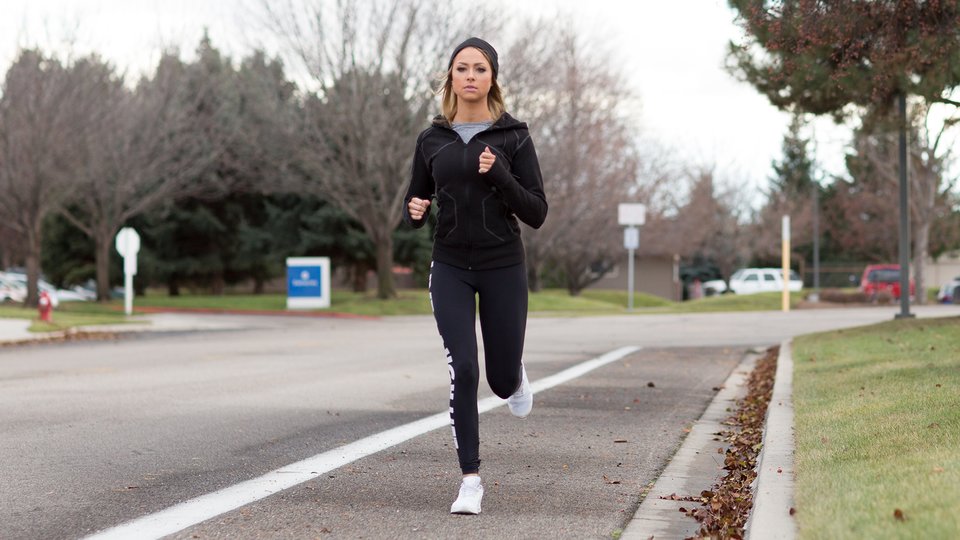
[448,37,499,79]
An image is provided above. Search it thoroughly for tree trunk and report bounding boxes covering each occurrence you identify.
[95,232,113,302]
[24,226,42,308]
[914,219,930,305]
[253,276,265,294]
[352,263,368,293]
[212,273,225,295]
[373,233,396,300]
[565,263,584,297]
[168,278,180,297]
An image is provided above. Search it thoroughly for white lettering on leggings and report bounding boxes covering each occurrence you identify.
[446,347,458,449]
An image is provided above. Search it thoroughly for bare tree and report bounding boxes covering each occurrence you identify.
[645,167,753,286]
[505,23,641,294]
[0,50,82,306]
[0,223,19,271]
[54,49,227,301]
[852,104,958,304]
[255,0,500,298]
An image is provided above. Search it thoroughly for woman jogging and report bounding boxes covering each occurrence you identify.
[403,37,548,515]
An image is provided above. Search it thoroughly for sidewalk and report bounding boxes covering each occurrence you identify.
[0,313,254,346]
[0,318,32,342]
[621,349,762,538]
[622,343,797,539]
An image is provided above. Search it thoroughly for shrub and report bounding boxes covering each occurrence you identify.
[818,289,869,304]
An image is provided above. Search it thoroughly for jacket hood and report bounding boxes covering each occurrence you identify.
[431,111,527,131]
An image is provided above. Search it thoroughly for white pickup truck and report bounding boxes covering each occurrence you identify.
[705,268,804,295]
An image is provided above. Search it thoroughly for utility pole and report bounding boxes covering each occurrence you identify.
[896,92,915,319]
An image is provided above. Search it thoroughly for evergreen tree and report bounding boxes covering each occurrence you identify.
[769,116,816,199]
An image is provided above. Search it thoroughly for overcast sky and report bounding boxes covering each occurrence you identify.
[1,0,858,199]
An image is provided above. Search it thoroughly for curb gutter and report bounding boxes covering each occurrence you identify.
[621,350,760,539]
[745,339,797,539]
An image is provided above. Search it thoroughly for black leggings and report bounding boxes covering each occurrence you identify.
[429,260,528,474]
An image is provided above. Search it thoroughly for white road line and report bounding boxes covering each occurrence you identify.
[85,345,641,540]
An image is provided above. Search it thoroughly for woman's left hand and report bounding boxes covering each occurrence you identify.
[478,146,496,174]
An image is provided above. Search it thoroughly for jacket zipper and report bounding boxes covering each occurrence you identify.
[462,144,473,268]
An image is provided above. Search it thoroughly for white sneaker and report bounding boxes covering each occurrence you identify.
[450,476,483,514]
[506,365,533,418]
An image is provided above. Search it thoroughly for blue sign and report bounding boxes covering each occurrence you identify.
[286,257,331,309]
[287,266,322,297]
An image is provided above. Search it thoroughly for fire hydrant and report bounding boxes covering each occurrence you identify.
[38,291,53,323]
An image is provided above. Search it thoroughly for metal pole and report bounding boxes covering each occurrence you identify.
[627,242,635,312]
[811,184,820,301]
[896,92,915,319]
[782,215,791,312]
[124,272,133,316]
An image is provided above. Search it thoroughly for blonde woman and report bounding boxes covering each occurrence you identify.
[403,37,548,514]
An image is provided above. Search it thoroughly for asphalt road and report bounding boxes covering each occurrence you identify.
[2,305,958,539]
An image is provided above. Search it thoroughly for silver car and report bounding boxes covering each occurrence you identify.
[0,272,60,307]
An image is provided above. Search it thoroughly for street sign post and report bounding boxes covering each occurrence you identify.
[115,227,140,316]
[618,204,646,311]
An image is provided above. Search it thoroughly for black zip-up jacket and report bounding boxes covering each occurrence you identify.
[403,112,548,270]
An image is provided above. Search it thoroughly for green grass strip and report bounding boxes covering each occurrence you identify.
[122,289,784,316]
[792,317,960,539]
[0,303,138,333]
[1,288,806,334]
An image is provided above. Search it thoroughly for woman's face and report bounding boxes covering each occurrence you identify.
[451,47,492,105]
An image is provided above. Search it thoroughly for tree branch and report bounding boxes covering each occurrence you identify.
[933,96,960,108]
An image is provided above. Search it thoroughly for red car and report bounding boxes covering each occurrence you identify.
[861,264,915,300]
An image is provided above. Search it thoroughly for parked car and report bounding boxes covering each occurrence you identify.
[937,276,960,303]
[701,278,729,296]
[0,275,27,303]
[860,264,914,300]
[715,268,803,295]
[56,284,97,302]
[0,271,60,307]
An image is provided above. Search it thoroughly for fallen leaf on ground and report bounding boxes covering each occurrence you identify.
[894,508,905,521]
[933,467,945,473]
[603,475,622,484]
[647,381,656,387]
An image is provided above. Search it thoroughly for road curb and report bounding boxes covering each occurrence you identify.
[745,339,797,539]
[621,350,760,539]
[114,306,379,320]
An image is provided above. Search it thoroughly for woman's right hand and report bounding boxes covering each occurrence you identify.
[408,197,431,220]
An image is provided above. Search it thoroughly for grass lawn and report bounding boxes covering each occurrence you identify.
[125,289,668,317]
[124,288,784,317]
[792,317,960,539]
[658,291,802,313]
[1,288,811,333]
[0,302,137,333]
